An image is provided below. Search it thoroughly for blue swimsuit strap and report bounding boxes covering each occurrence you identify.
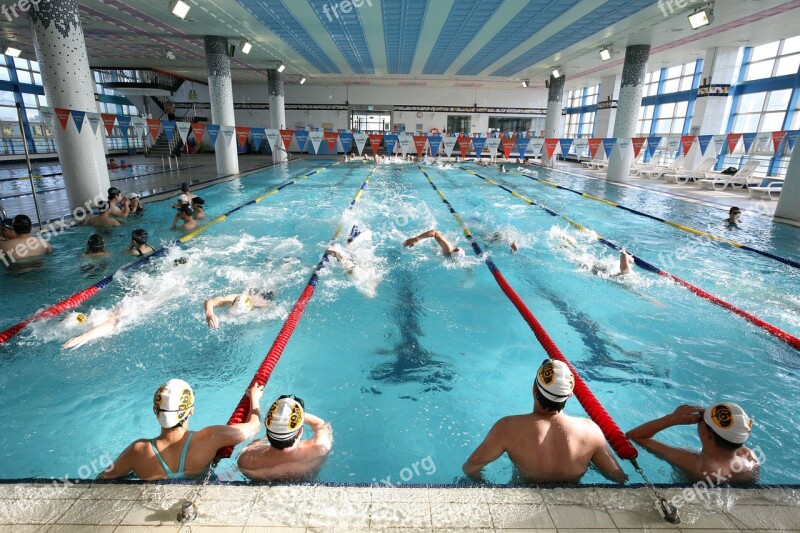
[150,431,194,478]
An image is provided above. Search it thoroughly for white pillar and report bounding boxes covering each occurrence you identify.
[774,143,800,223]
[544,74,565,163]
[204,35,238,175]
[607,45,650,182]
[267,68,287,163]
[30,0,110,211]
[593,74,620,138]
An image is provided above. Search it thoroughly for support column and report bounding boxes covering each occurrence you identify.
[267,68,286,163]
[544,74,565,163]
[30,0,110,212]
[204,35,238,175]
[775,143,800,223]
[607,45,650,182]
[593,74,620,138]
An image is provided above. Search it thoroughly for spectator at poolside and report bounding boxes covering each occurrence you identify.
[626,403,760,484]
[463,359,628,484]
[98,380,264,480]
[238,395,333,482]
[403,229,467,260]
[107,187,130,218]
[0,215,52,267]
[172,205,197,232]
[84,201,122,228]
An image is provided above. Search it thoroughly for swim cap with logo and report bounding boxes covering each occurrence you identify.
[450,247,466,260]
[153,379,195,428]
[704,402,752,445]
[536,359,575,403]
[266,395,304,444]
[230,291,254,316]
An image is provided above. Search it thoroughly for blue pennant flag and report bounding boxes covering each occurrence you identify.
[116,115,131,139]
[70,110,86,133]
[205,124,220,146]
[383,134,398,155]
[472,136,487,157]
[339,131,354,153]
[786,130,800,151]
[294,130,310,152]
[161,120,176,142]
[697,135,714,156]
[559,138,574,158]
[516,136,531,158]
[428,135,442,156]
[647,136,662,158]
[603,138,617,158]
[742,132,757,153]
[250,127,266,148]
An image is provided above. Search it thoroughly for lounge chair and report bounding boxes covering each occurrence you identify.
[639,156,686,179]
[583,158,606,169]
[748,179,783,200]
[664,158,717,184]
[698,161,761,190]
[630,155,661,175]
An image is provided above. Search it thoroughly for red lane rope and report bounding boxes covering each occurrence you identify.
[417,166,637,461]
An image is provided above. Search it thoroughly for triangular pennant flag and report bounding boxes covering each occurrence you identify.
[176,122,192,144]
[603,138,617,158]
[544,139,560,159]
[263,129,279,151]
[428,135,442,156]
[573,138,588,157]
[485,137,500,158]
[86,112,101,135]
[308,130,324,154]
[131,117,146,138]
[278,129,294,151]
[146,119,161,142]
[70,110,86,133]
[559,138,574,158]
[220,126,235,146]
[38,107,54,127]
[294,130,310,152]
[205,124,220,146]
[100,113,116,136]
[442,135,457,157]
[646,136,662,158]
[501,135,516,159]
[383,134,398,155]
[742,132,757,154]
[55,108,71,130]
[727,133,742,153]
[666,136,681,155]
[339,131,354,153]
[457,134,472,158]
[162,120,177,142]
[631,137,647,159]
[680,135,697,156]
[617,138,632,154]
[353,132,368,155]
[472,136,487,158]
[516,136,531,158]
[117,115,132,140]
[324,131,339,153]
[413,135,428,157]
[236,126,251,150]
[755,132,772,152]
[697,135,714,156]
[191,122,206,144]
[589,138,604,159]
[529,138,545,157]
[772,131,788,153]
[368,133,383,155]
[712,135,726,156]
[398,134,414,157]
[785,130,800,151]
[251,127,266,149]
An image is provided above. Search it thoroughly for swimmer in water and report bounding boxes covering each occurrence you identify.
[724,206,741,227]
[203,288,275,329]
[84,201,122,228]
[127,229,155,257]
[591,250,634,277]
[403,229,467,260]
[172,205,197,232]
[191,197,206,221]
[83,234,109,258]
[487,231,519,253]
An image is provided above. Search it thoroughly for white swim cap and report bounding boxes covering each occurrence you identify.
[266,396,304,444]
[153,379,194,428]
[230,292,254,316]
[536,359,574,403]
[451,247,466,260]
[704,402,753,445]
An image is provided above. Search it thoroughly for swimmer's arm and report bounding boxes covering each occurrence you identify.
[626,406,704,477]
[304,413,333,455]
[97,440,147,479]
[171,212,179,230]
[588,427,628,484]
[204,295,238,328]
[43,239,52,254]
[205,384,264,447]
[462,419,506,481]
[628,438,703,479]
[62,314,120,350]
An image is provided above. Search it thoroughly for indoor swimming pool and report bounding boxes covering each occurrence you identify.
[0,159,798,486]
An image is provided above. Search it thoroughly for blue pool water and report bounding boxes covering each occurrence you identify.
[0,160,798,485]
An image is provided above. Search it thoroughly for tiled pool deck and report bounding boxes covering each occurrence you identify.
[1,483,798,531]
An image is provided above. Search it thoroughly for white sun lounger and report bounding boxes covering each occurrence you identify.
[583,158,606,169]
[698,160,761,190]
[748,179,783,200]
[640,156,686,179]
[630,155,661,175]
[664,158,717,184]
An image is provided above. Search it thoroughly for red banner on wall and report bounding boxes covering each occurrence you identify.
[631,137,647,159]
[680,135,697,156]
[146,119,161,142]
[368,133,383,155]
[544,138,560,159]
[324,131,339,153]
[190,123,206,144]
[727,133,742,153]
[772,130,788,152]
[588,138,604,159]
[236,127,250,149]
[101,113,117,136]
[413,135,428,157]
[55,108,71,130]
[457,134,472,158]
[280,129,295,151]
[500,135,516,159]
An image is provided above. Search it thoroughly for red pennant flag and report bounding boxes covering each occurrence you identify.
[500,134,517,159]
[280,129,295,151]
[727,133,742,153]
[632,137,647,159]
[457,134,472,158]
[544,139,560,159]
[324,131,339,153]
[588,138,604,159]
[413,135,428,157]
[680,135,697,156]
[772,130,787,152]
[55,108,71,130]
[101,113,117,136]
[146,119,161,142]
[190,123,206,144]
[236,127,250,149]
[368,133,383,155]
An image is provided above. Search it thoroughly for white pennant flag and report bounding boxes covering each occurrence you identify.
[529,138,545,156]
[131,117,147,138]
[86,112,101,135]
[616,138,632,152]
[220,125,235,146]
[485,137,500,158]
[308,130,324,153]
[711,135,726,156]
[398,134,414,157]
[667,136,681,154]
[755,132,772,152]
[573,138,589,155]
[39,107,55,127]
[353,132,368,155]
[264,129,281,152]
[176,122,192,143]
[442,135,457,157]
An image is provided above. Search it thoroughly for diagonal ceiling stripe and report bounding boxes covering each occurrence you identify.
[382,0,430,74]
[307,0,375,74]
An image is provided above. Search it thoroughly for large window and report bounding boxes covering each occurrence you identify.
[744,36,800,81]
[661,61,699,94]
[488,116,532,132]
[637,105,655,136]
[446,115,471,134]
[563,84,599,141]
[654,101,689,136]
[350,111,391,131]
[731,90,791,133]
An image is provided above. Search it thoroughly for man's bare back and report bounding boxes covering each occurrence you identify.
[237,436,330,482]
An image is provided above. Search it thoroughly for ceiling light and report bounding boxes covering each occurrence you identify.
[688,5,714,30]
[277,64,286,73]
[552,67,561,79]
[600,47,612,61]
[4,46,21,58]
[300,77,306,85]
[169,0,190,19]
[522,79,529,88]
[240,39,252,55]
